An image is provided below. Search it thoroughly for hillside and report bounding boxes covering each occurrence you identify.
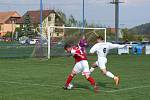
[129,22,150,35]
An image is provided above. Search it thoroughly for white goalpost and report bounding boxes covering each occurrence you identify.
[47,26,107,59]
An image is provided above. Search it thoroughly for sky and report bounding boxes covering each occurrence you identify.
[0,0,150,28]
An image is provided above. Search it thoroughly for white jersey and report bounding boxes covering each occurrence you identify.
[90,42,125,58]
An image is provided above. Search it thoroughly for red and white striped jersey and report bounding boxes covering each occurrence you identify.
[71,46,87,63]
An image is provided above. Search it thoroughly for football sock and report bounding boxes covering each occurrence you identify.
[106,71,115,78]
[65,75,73,86]
[87,77,95,86]
[90,67,95,72]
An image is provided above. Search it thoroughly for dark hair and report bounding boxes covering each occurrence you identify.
[64,44,71,50]
[97,36,104,40]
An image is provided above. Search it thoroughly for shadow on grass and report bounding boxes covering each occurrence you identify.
[97,81,118,89]
[72,81,118,91]
[73,83,89,90]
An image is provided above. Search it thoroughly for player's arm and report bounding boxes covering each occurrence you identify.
[89,44,97,54]
[109,43,126,49]
[71,49,84,58]
[74,53,84,58]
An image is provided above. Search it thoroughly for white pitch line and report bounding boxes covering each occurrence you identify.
[0,80,150,93]
[103,85,150,93]
[48,64,62,66]
[0,80,60,88]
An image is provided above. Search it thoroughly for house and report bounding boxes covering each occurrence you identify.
[107,28,116,34]
[0,11,21,36]
[107,27,123,38]
[17,10,64,38]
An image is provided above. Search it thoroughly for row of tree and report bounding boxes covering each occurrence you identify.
[57,10,102,28]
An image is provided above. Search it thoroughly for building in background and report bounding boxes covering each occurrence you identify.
[17,10,64,38]
[0,11,21,37]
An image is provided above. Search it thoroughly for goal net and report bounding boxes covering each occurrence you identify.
[33,26,107,59]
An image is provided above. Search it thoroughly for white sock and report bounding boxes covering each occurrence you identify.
[90,67,95,72]
[106,71,115,78]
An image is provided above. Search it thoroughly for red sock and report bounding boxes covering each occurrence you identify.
[65,75,73,86]
[87,77,95,86]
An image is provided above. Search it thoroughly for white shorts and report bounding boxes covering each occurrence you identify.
[95,57,107,69]
[73,60,90,75]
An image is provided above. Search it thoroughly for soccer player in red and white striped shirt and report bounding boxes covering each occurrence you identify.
[63,44,98,92]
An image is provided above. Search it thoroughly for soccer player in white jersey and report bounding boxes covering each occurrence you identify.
[89,36,126,86]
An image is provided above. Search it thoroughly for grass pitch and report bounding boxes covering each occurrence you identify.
[0,55,150,100]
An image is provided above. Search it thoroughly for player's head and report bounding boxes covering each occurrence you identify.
[96,36,104,43]
[82,35,86,39]
[64,44,72,53]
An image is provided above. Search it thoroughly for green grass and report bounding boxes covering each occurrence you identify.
[0,55,150,100]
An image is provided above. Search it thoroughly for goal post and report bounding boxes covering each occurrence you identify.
[47,26,107,59]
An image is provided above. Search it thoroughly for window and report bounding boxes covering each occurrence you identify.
[56,32,59,36]
[0,25,3,31]
[48,16,51,21]
[56,18,59,22]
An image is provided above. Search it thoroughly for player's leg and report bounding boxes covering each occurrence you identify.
[82,60,99,92]
[64,70,77,89]
[100,68,120,86]
[65,70,76,86]
[85,74,99,92]
[64,63,81,89]
[99,58,120,86]
[101,68,114,78]
[90,61,98,72]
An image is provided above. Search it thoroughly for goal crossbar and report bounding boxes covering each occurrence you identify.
[47,26,107,59]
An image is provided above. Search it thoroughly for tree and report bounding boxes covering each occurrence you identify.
[66,15,78,27]
[22,14,35,38]
[14,27,22,39]
[3,32,11,38]
[122,28,140,41]
[122,28,129,41]
[57,10,67,24]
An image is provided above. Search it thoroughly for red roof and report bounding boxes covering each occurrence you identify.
[17,10,56,24]
[0,11,21,24]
